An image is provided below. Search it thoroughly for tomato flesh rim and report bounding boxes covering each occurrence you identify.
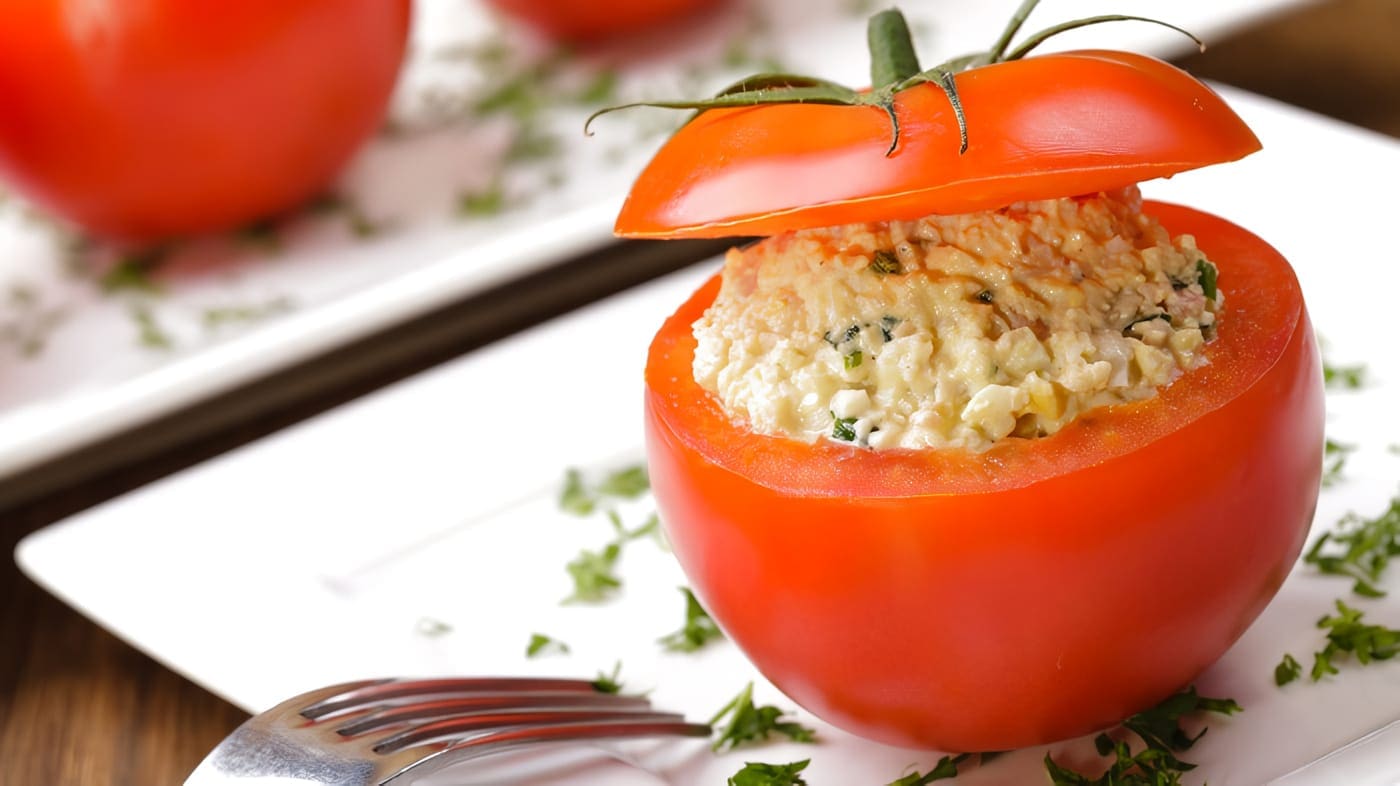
[644,201,1304,497]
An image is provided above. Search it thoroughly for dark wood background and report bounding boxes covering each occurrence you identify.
[3,1,1398,783]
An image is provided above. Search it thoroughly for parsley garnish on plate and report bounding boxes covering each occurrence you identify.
[1274,653,1303,686]
[1044,687,1240,784]
[1278,600,1400,685]
[659,587,724,653]
[563,542,622,603]
[557,465,661,602]
[727,759,810,786]
[885,754,966,784]
[1322,438,1356,488]
[710,682,817,752]
[1302,493,1400,597]
[525,633,570,658]
[1323,361,1367,390]
[559,465,651,516]
[590,661,626,694]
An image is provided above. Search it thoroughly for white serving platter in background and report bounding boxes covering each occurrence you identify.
[17,87,1400,784]
[0,0,1307,480]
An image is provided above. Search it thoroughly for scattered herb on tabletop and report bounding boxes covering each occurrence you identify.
[1044,686,1240,784]
[1279,600,1400,684]
[100,250,167,294]
[557,465,659,602]
[1302,493,1400,597]
[885,754,967,784]
[728,759,810,786]
[1322,438,1356,488]
[597,465,651,498]
[525,633,571,658]
[1323,360,1367,390]
[564,542,623,603]
[201,299,294,333]
[1274,653,1303,686]
[458,183,508,218]
[659,587,724,652]
[590,661,625,694]
[559,465,651,515]
[129,302,173,350]
[710,682,817,752]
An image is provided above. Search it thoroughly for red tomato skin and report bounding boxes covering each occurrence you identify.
[0,0,410,241]
[644,203,1322,750]
[485,0,723,42]
[616,51,1262,239]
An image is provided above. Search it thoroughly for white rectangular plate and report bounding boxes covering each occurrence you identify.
[0,0,1307,480]
[19,87,1400,785]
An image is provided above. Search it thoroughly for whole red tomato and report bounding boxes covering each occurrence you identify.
[645,203,1322,750]
[0,0,410,241]
[621,44,1323,749]
[486,0,723,42]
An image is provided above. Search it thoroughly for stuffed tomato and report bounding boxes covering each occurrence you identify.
[615,6,1324,752]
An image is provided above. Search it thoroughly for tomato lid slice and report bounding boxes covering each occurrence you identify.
[614,51,1260,239]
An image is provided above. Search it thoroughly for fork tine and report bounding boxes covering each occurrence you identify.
[302,677,600,720]
[373,709,687,754]
[336,693,650,737]
[383,717,714,783]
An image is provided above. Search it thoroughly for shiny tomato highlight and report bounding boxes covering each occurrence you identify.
[0,0,410,241]
[644,202,1322,751]
[616,52,1261,239]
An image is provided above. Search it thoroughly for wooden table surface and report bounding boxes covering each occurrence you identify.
[3,1,1398,783]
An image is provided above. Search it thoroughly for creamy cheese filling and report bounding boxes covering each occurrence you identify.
[691,186,1221,451]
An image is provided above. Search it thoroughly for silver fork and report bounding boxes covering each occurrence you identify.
[183,677,712,785]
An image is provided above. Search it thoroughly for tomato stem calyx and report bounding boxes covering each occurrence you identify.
[585,3,1204,159]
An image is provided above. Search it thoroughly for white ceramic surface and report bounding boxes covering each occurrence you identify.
[17,86,1400,783]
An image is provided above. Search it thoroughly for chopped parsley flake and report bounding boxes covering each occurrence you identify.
[564,542,622,603]
[130,303,173,350]
[885,755,965,784]
[1044,687,1239,784]
[101,251,166,294]
[1323,362,1367,390]
[1195,259,1218,301]
[1280,600,1400,684]
[575,69,620,105]
[1303,493,1400,597]
[1322,438,1356,488]
[559,465,650,515]
[458,183,507,217]
[832,415,858,442]
[202,299,294,332]
[728,760,810,786]
[1275,653,1303,686]
[525,633,570,658]
[823,323,861,349]
[597,465,650,498]
[710,682,816,752]
[845,350,863,369]
[659,587,724,652]
[590,661,625,694]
